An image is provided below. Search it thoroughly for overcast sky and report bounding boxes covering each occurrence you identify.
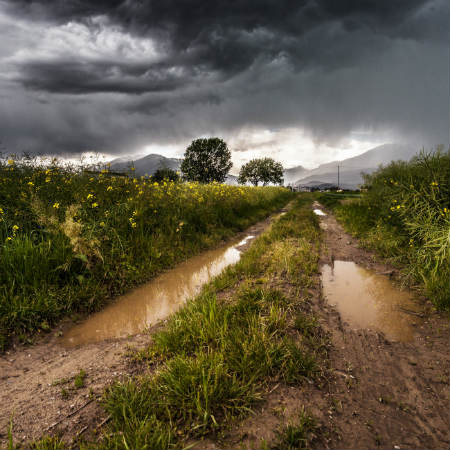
[0,0,448,169]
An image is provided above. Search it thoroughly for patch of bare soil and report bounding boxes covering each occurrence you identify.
[0,212,283,449]
[209,203,449,450]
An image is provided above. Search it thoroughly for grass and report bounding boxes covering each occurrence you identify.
[0,156,293,348]
[317,148,450,309]
[90,195,325,449]
[74,369,87,389]
[272,409,317,450]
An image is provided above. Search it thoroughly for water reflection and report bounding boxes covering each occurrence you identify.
[62,235,255,347]
[321,261,422,341]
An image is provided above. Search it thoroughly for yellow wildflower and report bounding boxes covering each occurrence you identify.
[12,225,19,232]
[53,202,60,209]
[107,186,113,191]
[87,193,94,200]
[7,159,14,165]
[91,202,99,208]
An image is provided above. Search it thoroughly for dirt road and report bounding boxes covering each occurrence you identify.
[0,214,278,448]
[1,203,448,449]
[210,204,449,450]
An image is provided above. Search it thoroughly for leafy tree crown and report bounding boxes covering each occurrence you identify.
[238,157,284,186]
[181,138,232,183]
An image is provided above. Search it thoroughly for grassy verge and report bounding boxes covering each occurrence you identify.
[80,195,324,450]
[317,148,449,309]
[0,158,293,348]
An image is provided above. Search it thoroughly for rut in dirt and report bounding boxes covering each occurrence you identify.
[313,202,450,450]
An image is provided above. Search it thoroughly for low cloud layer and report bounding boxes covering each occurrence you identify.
[0,0,448,163]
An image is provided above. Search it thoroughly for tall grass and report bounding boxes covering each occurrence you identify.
[322,149,449,308]
[0,156,293,348]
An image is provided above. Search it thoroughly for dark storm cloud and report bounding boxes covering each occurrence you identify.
[19,60,193,94]
[0,0,448,156]
[6,0,440,92]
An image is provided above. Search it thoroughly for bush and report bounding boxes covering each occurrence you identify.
[151,167,180,183]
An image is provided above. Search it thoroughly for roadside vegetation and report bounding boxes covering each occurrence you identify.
[318,148,449,309]
[86,196,325,450]
[0,156,293,349]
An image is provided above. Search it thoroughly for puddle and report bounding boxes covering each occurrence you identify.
[313,209,326,216]
[321,261,422,341]
[61,234,255,347]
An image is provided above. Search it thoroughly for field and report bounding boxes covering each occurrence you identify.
[318,148,450,309]
[0,158,293,348]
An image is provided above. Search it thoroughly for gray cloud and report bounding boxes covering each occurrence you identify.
[0,0,448,158]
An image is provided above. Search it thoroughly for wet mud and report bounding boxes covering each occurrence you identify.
[321,260,422,341]
[62,235,255,347]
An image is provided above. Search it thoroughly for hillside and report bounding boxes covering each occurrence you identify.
[283,165,307,184]
[109,153,181,176]
[292,143,416,189]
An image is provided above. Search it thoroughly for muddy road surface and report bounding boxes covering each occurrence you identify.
[312,202,449,450]
[1,202,448,449]
[0,212,281,448]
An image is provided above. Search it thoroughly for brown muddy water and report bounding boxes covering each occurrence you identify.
[321,260,423,341]
[61,235,255,347]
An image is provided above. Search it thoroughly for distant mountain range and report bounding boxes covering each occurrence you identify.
[109,153,181,175]
[109,153,239,184]
[288,143,416,189]
[283,165,308,184]
[109,143,417,189]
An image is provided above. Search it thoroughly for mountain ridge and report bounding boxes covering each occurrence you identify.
[109,143,417,188]
[290,143,416,188]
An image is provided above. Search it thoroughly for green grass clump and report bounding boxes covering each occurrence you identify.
[272,410,317,450]
[319,148,449,309]
[74,369,87,389]
[98,197,323,449]
[0,157,293,348]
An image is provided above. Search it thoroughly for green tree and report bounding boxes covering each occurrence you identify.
[152,167,180,183]
[238,158,284,186]
[181,138,232,183]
